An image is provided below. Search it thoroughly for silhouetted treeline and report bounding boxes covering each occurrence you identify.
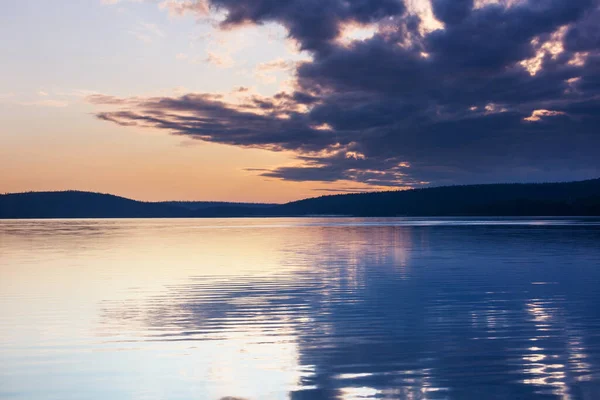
[276,178,600,217]
[1,178,600,219]
[0,191,188,219]
[159,201,274,211]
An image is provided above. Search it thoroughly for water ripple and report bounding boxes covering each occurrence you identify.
[2,218,600,399]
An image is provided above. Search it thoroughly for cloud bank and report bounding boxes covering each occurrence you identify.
[93,0,600,187]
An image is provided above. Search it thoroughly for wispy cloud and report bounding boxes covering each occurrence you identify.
[159,0,209,17]
[254,58,296,84]
[204,51,234,68]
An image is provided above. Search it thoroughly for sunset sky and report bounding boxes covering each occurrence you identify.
[1,0,599,202]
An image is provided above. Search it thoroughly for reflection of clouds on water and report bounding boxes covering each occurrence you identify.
[97,224,600,399]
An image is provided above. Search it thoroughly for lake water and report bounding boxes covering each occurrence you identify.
[1,218,600,400]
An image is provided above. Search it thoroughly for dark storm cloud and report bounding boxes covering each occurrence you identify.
[431,0,473,25]
[211,0,405,51]
[564,6,600,51]
[94,0,600,187]
[425,0,593,72]
[94,93,342,152]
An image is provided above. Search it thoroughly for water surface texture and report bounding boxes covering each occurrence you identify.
[2,218,600,400]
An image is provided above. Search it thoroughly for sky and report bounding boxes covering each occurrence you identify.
[1,0,599,202]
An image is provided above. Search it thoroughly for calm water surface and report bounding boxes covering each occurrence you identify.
[1,218,600,399]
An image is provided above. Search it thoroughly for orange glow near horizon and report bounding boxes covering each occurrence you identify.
[0,111,398,203]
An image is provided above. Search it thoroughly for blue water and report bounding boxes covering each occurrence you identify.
[1,218,600,399]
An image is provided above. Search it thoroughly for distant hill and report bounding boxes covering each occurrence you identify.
[0,191,190,219]
[1,178,600,219]
[275,178,600,217]
[159,201,274,210]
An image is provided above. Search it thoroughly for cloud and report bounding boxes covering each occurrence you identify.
[159,0,209,17]
[204,51,234,67]
[207,0,407,52]
[86,94,133,105]
[431,0,474,25]
[313,187,396,193]
[219,397,249,400]
[254,58,297,84]
[524,109,567,122]
[90,92,336,151]
[256,59,296,73]
[95,0,600,187]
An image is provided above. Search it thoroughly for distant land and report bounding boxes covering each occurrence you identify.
[1,178,600,219]
[158,201,274,211]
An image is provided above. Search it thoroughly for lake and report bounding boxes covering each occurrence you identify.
[1,218,600,399]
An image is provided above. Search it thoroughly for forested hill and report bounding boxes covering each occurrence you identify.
[158,201,274,210]
[0,191,188,219]
[0,192,275,219]
[1,178,600,219]
[273,178,600,217]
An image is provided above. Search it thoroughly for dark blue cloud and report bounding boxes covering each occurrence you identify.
[94,0,600,187]
[431,0,473,25]
[211,0,406,51]
[564,6,600,51]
